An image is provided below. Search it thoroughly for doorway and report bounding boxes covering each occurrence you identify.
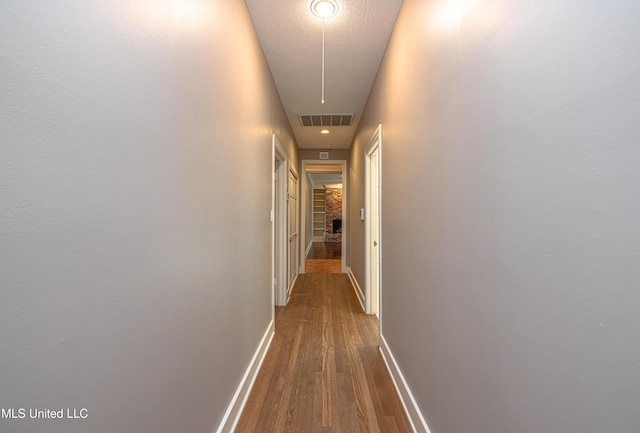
[272,134,289,307]
[365,125,382,318]
[299,160,348,275]
[288,166,299,298]
[306,170,343,274]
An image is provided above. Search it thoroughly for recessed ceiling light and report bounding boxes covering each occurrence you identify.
[321,129,330,134]
[310,0,339,19]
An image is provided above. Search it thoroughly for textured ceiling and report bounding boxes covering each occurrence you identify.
[245,0,402,149]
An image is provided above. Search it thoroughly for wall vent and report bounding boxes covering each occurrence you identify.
[319,152,329,160]
[298,113,354,127]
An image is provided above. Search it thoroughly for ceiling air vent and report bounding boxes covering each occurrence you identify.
[298,113,354,127]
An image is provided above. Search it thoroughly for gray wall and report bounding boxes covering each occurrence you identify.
[0,1,296,432]
[350,1,640,432]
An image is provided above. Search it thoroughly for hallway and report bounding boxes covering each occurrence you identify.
[235,273,411,433]
[3,2,640,433]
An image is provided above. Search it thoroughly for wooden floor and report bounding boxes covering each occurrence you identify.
[306,242,343,274]
[305,259,342,274]
[235,273,412,433]
[307,241,342,259]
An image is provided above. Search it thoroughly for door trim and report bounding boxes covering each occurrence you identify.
[272,134,288,307]
[287,165,299,301]
[299,159,348,274]
[365,124,382,318]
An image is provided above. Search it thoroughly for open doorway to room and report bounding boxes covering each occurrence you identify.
[300,160,347,274]
[307,171,342,273]
[272,134,290,307]
[365,125,382,318]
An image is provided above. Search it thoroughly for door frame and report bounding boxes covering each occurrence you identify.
[300,159,348,274]
[272,134,289,307]
[365,124,382,318]
[287,164,299,302]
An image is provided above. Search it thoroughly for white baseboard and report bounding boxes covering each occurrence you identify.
[305,240,313,258]
[346,267,365,313]
[215,320,275,433]
[287,273,298,303]
[379,334,432,433]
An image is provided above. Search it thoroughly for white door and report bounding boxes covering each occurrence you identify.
[288,169,299,297]
[272,134,288,307]
[365,125,382,318]
[274,162,278,298]
[369,146,380,318]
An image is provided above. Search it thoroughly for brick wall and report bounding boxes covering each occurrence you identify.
[325,188,342,242]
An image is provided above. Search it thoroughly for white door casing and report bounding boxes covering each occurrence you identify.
[299,159,348,274]
[287,166,299,300]
[365,124,382,319]
[272,134,288,307]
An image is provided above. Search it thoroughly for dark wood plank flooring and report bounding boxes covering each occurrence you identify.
[235,274,412,433]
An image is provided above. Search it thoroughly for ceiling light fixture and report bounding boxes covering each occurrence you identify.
[311,0,338,19]
[310,0,339,104]
[321,129,330,134]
